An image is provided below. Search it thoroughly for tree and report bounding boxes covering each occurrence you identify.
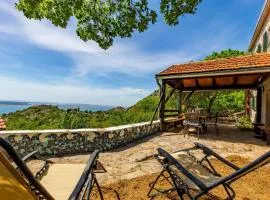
[204,49,246,60]
[15,0,202,49]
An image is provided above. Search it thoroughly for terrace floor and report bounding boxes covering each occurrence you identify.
[28,124,270,199]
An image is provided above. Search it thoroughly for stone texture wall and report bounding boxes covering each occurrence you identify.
[0,121,160,157]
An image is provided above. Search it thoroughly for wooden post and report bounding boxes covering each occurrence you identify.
[160,81,166,131]
[255,86,263,136]
[256,85,262,124]
[177,90,183,115]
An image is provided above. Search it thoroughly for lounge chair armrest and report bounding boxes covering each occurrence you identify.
[68,150,100,200]
[194,143,240,170]
[22,150,40,163]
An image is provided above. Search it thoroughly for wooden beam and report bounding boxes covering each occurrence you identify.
[252,75,262,85]
[164,114,179,118]
[257,74,269,84]
[212,78,216,87]
[178,90,183,114]
[195,79,200,88]
[149,91,165,127]
[160,81,166,131]
[165,87,177,104]
[180,84,257,91]
[233,77,238,85]
[182,90,195,105]
[164,109,180,113]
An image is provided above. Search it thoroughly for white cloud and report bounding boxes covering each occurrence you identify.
[0,76,150,106]
[0,1,235,77]
[0,1,241,105]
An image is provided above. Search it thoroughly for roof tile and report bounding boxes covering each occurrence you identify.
[158,53,270,76]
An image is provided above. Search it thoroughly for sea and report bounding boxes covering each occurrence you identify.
[0,101,114,115]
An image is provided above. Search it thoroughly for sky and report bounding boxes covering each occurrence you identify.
[0,0,264,107]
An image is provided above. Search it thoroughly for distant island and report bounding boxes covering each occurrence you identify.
[0,101,30,106]
[0,100,114,115]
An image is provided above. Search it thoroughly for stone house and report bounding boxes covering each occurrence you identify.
[249,0,270,126]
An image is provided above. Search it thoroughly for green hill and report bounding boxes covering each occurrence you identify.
[2,90,161,130]
[1,88,245,130]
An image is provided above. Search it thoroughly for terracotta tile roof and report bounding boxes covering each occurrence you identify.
[158,53,270,76]
[0,117,6,130]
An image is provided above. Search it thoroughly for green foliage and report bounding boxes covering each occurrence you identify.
[15,0,202,49]
[4,105,63,130]
[237,116,253,130]
[184,91,245,116]
[204,49,246,60]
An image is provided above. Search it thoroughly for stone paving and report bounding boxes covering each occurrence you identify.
[33,124,269,190]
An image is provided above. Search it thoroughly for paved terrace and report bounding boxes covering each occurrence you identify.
[28,125,269,199]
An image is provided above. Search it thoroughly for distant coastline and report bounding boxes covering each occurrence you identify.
[0,101,114,115]
[0,101,30,106]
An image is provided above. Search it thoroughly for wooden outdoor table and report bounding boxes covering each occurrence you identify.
[185,113,208,130]
[184,113,208,139]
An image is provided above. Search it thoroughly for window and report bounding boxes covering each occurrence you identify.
[263,31,268,52]
[257,44,262,53]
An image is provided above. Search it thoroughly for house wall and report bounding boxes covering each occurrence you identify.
[262,77,270,124]
[251,3,270,123]
[0,121,160,157]
[252,10,270,53]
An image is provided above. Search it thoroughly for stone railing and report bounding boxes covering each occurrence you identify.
[0,121,160,156]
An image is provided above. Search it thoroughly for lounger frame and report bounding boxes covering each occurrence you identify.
[148,142,270,200]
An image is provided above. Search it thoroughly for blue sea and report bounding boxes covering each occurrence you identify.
[0,102,114,115]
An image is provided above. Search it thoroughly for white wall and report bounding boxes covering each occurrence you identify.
[252,13,270,53]
[251,5,270,123]
[262,77,270,124]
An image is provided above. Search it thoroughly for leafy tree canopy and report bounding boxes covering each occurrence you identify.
[15,0,202,49]
[204,49,246,61]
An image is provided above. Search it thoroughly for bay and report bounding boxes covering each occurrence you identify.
[0,103,114,115]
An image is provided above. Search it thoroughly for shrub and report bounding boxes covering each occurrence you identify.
[237,116,253,130]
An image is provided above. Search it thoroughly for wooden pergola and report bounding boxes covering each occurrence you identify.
[154,53,270,131]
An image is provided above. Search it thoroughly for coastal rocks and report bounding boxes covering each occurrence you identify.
[0,121,160,156]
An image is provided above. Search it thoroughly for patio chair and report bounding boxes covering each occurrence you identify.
[0,138,104,200]
[148,143,270,199]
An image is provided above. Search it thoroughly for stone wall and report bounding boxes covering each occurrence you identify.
[0,121,160,157]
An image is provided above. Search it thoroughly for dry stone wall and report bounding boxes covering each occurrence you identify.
[0,121,160,157]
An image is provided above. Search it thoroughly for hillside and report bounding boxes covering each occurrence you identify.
[2,91,161,130]
[1,88,245,130]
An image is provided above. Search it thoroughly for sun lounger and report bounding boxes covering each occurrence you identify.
[148,143,270,199]
[0,138,104,200]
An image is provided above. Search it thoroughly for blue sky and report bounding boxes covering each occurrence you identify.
[0,0,264,106]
